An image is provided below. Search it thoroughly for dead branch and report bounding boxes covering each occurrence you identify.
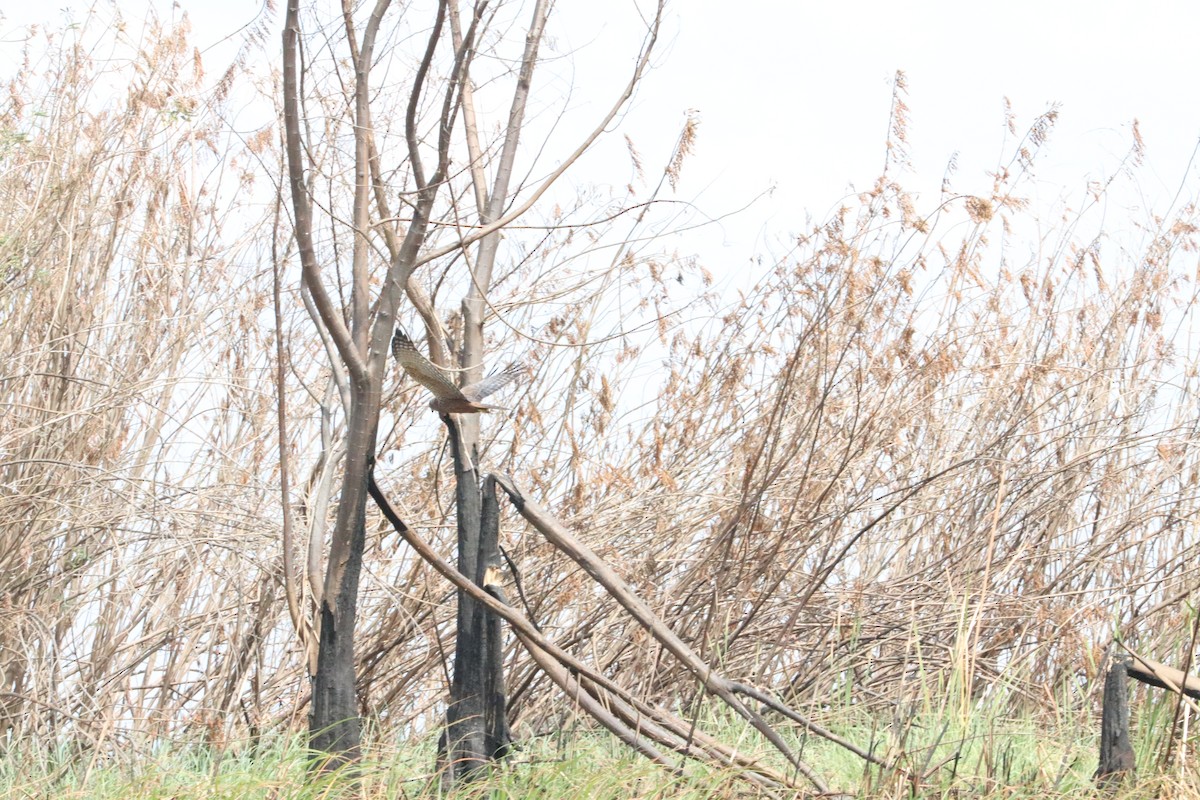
[366,471,807,793]
[491,473,836,793]
[1121,645,1200,703]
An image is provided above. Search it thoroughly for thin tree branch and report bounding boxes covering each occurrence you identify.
[282,0,366,381]
[415,0,665,270]
[342,0,393,353]
[271,187,306,657]
[405,0,447,192]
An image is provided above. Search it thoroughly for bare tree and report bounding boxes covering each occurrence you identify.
[280,0,661,770]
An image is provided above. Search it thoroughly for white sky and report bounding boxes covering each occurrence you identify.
[4,0,1199,273]
[600,1,1200,262]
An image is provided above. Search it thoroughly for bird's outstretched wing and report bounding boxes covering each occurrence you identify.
[463,363,524,402]
[391,329,469,402]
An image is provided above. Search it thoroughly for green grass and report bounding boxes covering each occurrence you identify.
[2,701,1199,799]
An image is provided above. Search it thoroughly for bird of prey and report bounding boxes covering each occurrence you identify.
[391,328,523,414]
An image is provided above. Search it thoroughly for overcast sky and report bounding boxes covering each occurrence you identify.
[5,1,1199,272]
[599,1,1200,261]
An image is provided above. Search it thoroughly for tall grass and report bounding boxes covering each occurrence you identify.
[0,700,1196,799]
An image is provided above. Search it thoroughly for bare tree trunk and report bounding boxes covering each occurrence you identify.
[441,418,484,777]
[1096,655,1135,785]
[283,0,448,765]
[480,475,513,760]
[440,425,511,780]
[437,0,549,782]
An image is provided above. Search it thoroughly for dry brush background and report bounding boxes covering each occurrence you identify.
[2,10,1199,768]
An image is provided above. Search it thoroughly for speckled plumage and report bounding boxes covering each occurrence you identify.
[392,328,522,414]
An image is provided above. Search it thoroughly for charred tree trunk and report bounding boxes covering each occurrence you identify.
[309,501,367,761]
[441,425,510,781]
[1096,655,1135,785]
[308,404,378,762]
[480,475,513,760]
[443,417,484,777]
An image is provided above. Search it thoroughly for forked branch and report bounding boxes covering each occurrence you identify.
[414,0,666,269]
[282,0,366,381]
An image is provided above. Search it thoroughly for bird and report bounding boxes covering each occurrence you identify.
[391,327,523,415]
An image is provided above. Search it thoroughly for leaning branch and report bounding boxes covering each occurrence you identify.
[1122,645,1200,703]
[366,472,803,793]
[492,473,834,793]
[270,188,307,659]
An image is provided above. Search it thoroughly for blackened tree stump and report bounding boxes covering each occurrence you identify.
[1096,655,1135,785]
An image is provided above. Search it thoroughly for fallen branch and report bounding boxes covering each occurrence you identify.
[366,471,804,793]
[491,472,887,793]
[1121,645,1200,702]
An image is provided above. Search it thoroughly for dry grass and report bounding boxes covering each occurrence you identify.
[2,8,1200,796]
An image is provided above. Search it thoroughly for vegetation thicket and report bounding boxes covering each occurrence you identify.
[2,6,1199,797]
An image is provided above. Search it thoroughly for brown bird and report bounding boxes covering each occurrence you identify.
[391,328,523,414]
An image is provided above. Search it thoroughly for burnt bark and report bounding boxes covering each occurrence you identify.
[1096,655,1135,785]
[440,424,510,781]
[308,450,372,763]
[304,376,382,764]
[480,475,513,760]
